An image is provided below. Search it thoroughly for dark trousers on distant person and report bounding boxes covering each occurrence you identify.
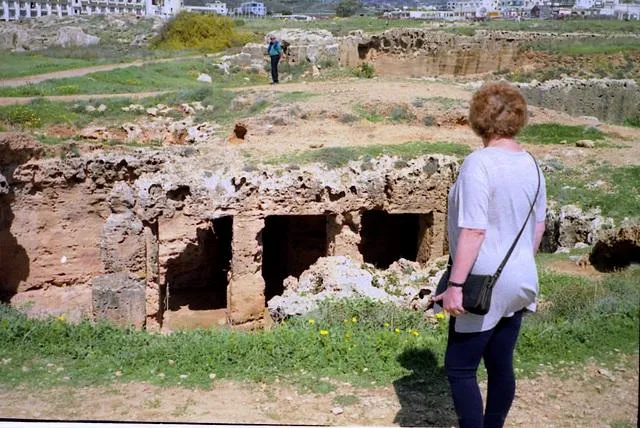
[445,310,524,428]
[270,54,280,83]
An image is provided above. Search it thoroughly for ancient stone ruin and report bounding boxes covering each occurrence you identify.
[0,134,455,331]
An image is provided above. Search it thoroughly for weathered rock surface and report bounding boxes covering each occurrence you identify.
[517,78,640,124]
[54,26,100,48]
[267,256,445,320]
[0,173,8,196]
[590,223,640,272]
[0,15,162,51]
[93,272,146,328]
[2,144,455,328]
[269,29,339,65]
[542,204,614,252]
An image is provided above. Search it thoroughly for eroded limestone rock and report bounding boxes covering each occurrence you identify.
[267,256,445,320]
[542,204,614,252]
[93,272,146,328]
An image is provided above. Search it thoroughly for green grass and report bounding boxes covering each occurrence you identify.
[623,115,640,128]
[527,37,640,56]
[0,48,195,80]
[0,59,267,97]
[519,123,606,146]
[354,104,385,123]
[515,268,639,374]
[481,18,640,34]
[266,141,471,168]
[0,87,251,138]
[240,16,640,37]
[0,268,637,389]
[545,164,640,222]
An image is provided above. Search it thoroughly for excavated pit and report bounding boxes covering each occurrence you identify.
[0,136,456,330]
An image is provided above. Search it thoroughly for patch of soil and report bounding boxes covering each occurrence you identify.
[0,358,635,426]
[46,124,77,139]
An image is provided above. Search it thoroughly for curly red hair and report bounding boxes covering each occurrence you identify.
[469,81,528,141]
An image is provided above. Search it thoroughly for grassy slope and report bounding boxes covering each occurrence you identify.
[0,268,637,390]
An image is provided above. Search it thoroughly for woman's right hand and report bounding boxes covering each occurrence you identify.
[432,287,465,317]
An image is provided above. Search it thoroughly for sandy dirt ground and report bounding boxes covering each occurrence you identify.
[0,357,636,426]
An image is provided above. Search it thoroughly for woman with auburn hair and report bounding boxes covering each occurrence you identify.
[432,81,547,428]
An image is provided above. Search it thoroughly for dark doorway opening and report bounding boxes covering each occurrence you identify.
[262,215,328,303]
[359,211,430,269]
[165,216,232,315]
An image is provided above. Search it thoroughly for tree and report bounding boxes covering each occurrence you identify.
[335,0,361,18]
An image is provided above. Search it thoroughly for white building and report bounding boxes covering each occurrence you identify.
[1,0,183,21]
[445,0,501,17]
[235,1,265,16]
[183,1,227,15]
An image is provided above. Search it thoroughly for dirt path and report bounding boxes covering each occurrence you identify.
[0,55,206,88]
[0,358,636,426]
[0,91,170,106]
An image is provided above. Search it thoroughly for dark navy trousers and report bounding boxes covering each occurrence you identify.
[270,55,280,83]
[445,310,524,428]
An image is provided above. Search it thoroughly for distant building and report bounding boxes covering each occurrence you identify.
[1,0,183,21]
[183,1,228,15]
[235,1,265,16]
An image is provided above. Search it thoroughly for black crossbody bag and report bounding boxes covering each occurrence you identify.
[435,153,541,316]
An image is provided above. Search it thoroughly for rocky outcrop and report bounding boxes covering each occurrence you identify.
[269,29,339,65]
[0,15,162,51]
[54,26,100,48]
[344,29,591,77]
[2,143,455,329]
[517,78,640,124]
[542,204,615,252]
[590,223,640,272]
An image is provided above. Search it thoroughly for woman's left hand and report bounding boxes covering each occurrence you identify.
[432,287,466,317]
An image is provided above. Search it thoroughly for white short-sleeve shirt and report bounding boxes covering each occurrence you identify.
[447,147,547,333]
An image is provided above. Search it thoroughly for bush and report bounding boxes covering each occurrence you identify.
[153,12,249,52]
[623,115,640,128]
[0,105,42,128]
[354,62,375,79]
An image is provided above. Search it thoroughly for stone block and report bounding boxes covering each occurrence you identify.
[93,272,146,328]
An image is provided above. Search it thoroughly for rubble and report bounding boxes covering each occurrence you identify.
[266,256,444,320]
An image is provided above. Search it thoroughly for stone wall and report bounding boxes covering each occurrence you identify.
[341,29,597,77]
[1,137,457,330]
[517,78,640,124]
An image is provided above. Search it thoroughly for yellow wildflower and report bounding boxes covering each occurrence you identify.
[308,319,316,325]
[319,329,329,336]
[56,315,66,322]
[351,316,358,323]
[384,322,390,328]
[394,328,401,334]
[435,312,446,320]
[411,330,420,337]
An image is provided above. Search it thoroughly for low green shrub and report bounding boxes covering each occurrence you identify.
[354,62,375,79]
[0,105,42,128]
[623,115,640,128]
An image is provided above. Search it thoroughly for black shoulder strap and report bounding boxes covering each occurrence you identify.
[492,152,541,281]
